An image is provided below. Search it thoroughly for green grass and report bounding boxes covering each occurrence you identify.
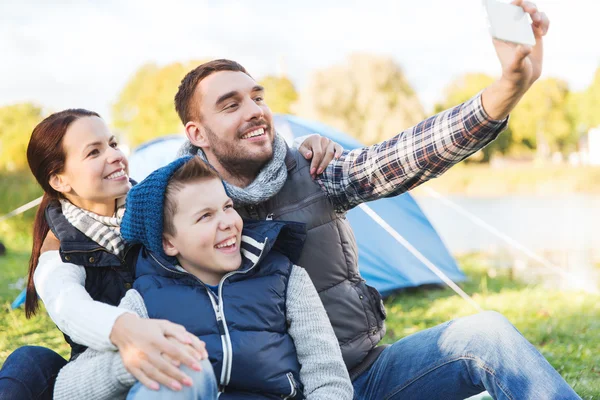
[1,241,598,398]
[0,168,598,397]
[382,254,600,399]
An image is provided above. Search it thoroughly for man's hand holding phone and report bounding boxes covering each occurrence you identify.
[488,0,549,93]
[480,0,550,121]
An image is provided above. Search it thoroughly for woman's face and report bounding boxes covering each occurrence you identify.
[51,116,131,215]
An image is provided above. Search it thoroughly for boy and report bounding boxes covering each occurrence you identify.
[53,155,352,399]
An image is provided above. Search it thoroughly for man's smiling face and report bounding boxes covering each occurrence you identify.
[194,70,275,176]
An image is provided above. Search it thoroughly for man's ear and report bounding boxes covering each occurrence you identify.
[185,121,210,150]
[162,235,180,257]
[49,174,71,194]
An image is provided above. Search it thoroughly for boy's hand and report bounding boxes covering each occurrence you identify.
[111,313,208,391]
[297,134,344,179]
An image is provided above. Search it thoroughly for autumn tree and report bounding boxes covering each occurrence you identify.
[0,103,44,171]
[568,66,600,133]
[112,60,206,148]
[294,53,424,145]
[258,75,298,115]
[510,78,576,156]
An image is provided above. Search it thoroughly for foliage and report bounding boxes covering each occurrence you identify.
[568,66,600,132]
[0,103,44,172]
[294,53,425,145]
[258,75,298,115]
[510,77,576,155]
[112,60,206,148]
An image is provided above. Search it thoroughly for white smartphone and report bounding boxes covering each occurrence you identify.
[483,0,536,46]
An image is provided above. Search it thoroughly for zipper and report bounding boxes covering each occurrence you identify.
[269,191,323,220]
[149,240,268,387]
[283,372,297,399]
[215,239,267,386]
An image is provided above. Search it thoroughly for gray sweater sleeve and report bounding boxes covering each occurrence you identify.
[53,289,147,400]
[286,265,354,399]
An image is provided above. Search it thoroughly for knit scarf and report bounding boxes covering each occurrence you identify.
[60,198,126,257]
[178,133,288,207]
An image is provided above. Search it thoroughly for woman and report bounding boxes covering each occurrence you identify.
[0,109,341,399]
[0,109,207,400]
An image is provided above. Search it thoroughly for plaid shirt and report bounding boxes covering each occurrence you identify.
[317,93,508,213]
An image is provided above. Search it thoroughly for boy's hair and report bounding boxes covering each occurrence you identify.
[163,156,221,236]
[174,59,250,125]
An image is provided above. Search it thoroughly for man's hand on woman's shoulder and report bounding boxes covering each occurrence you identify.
[297,134,344,179]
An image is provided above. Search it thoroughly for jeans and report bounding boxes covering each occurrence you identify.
[127,359,218,400]
[353,311,581,400]
[0,346,67,400]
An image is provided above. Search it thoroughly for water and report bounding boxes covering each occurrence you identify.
[414,193,600,291]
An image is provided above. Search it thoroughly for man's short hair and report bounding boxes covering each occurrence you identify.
[174,59,251,125]
[163,156,222,236]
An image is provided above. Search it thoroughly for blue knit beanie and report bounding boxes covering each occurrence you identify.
[121,156,193,260]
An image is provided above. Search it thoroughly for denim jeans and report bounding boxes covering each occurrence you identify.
[127,359,218,400]
[353,311,581,400]
[0,346,67,400]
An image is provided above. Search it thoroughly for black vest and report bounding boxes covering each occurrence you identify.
[45,201,136,360]
[235,149,387,375]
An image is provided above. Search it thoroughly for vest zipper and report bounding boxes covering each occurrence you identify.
[149,239,268,388]
[214,239,267,386]
[283,372,297,399]
[269,191,323,220]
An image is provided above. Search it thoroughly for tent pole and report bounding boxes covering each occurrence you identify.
[0,196,43,223]
[421,187,597,294]
[358,203,483,312]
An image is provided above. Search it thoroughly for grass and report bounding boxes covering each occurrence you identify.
[1,238,598,398]
[381,254,600,399]
[0,172,598,398]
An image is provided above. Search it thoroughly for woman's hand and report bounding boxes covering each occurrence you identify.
[110,313,208,391]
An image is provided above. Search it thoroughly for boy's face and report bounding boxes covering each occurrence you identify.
[162,177,243,285]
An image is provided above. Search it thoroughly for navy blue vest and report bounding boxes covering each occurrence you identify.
[45,200,136,360]
[133,220,307,399]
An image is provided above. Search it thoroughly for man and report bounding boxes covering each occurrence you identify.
[174,3,579,399]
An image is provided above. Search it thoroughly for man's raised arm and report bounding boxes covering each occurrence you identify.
[318,93,507,212]
[317,0,549,212]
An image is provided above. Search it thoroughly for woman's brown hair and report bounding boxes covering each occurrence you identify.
[25,109,100,317]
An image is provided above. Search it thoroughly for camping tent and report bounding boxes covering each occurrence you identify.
[127,115,464,296]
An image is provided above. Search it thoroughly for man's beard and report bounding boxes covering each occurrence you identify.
[204,124,274,182]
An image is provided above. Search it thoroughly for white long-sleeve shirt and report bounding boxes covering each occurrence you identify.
[34,251,131,351]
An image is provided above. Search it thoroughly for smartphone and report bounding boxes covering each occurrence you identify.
[484,0,536,46]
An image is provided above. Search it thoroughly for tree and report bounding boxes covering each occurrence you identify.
[509,78,576,156]
[294,53,424,145]
[568,66,600,132]
[0,103,44,171]
[258,75,298,115]
[435,73,512,162]
[112,60,206,148]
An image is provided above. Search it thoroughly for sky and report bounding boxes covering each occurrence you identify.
[1,0,599,122]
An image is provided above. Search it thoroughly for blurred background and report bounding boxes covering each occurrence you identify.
[1,0,599,398]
